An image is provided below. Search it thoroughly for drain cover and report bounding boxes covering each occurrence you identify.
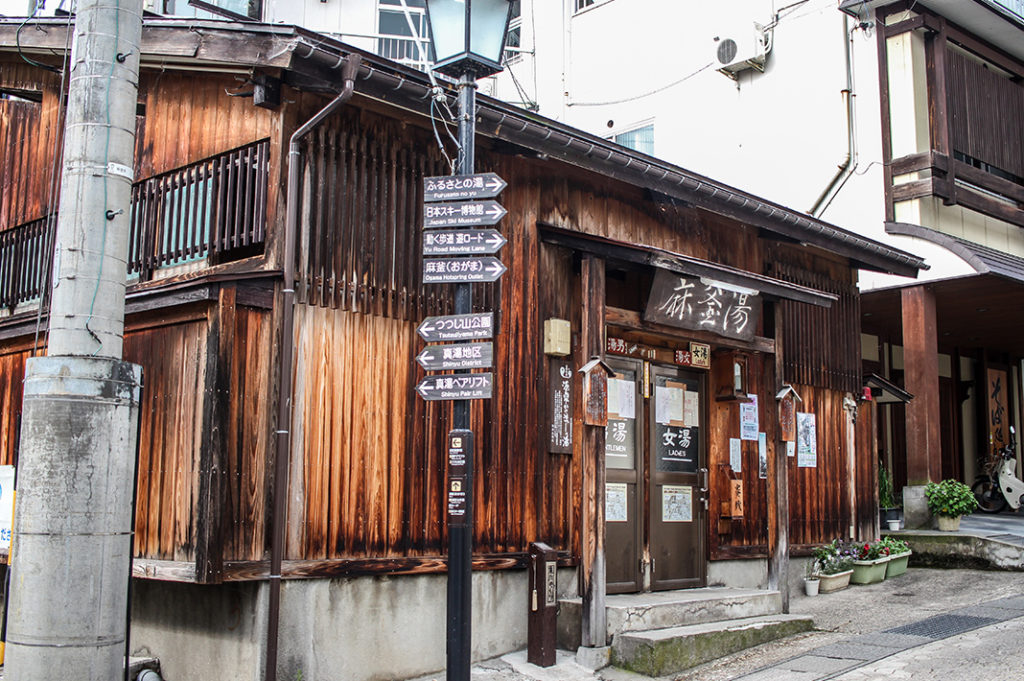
[885,614,997,639]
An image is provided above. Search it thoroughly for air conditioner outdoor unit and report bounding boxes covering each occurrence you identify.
[713,23,771,78]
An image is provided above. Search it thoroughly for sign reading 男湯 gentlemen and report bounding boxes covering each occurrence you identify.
[644,270,761,341]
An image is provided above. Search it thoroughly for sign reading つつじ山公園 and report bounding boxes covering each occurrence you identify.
[644,270,761,341]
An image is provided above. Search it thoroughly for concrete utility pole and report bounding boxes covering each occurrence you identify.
[5,1,144,680]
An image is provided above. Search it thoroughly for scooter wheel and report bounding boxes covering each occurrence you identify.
[972,479,1007,514]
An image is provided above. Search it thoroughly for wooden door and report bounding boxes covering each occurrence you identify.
[605,359,643,593]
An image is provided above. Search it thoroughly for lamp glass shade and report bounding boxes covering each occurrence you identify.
[426,0,512,78]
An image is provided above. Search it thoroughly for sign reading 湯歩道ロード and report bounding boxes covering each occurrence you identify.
[423,256,506,284]
[416,373,494,401]
[416,342,493,371]
[423,173,507,202]
[417,312,494,342]
[643,270,761,341]
[423,200,507,229]
[423,229,507,256]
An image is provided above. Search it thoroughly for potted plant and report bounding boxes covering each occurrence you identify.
[924,479,978,531]
[850,540,890,584]
[804,557,820,596]
[880,536,912,578]
[812,539,855,593]
[878,463,902,530]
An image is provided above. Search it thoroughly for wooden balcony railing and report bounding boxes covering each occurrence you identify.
[0,139,269,311]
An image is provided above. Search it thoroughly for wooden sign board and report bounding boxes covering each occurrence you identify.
[779,393,797,442]
[548,358,574,454]
[580,358,614,427]
[730,479,744,518]
[644,270,761,341]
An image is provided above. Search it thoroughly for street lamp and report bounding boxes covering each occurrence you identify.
[424,2,513,681]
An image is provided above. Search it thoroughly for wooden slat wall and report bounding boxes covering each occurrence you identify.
[0,62,63,231]
[0,345,30,467]
[786,384,853,548]
[947,48,1024,179]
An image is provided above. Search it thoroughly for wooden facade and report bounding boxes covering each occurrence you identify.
[0,21,922,594]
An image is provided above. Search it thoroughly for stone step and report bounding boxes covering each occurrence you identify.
[611,614,814,677]
[558,588,782,649]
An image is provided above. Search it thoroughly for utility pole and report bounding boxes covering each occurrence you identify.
[5,1,144,680]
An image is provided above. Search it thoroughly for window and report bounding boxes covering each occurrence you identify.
[158,0,262,21]
[378,0,433,70]
[575,0,611,13]
[611,124,655,156]
[504,0,522,65]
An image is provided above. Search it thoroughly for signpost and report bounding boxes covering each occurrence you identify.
[417,312,495,342]
[423,229,507,256]
[423,257,507,284]
[423,200,507,228]
[417,342,493,371]
[424,172,507,202]
[416,373,494,401]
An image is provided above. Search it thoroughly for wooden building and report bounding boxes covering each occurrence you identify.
[0,18,922,681]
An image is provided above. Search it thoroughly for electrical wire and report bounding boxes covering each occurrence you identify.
[569,62,714,107]
[16,0,61,74]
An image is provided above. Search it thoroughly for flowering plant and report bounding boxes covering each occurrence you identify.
[856,540,891,561]
[812,539,855,575]
[924,479,978,517]
[879,536,910,555]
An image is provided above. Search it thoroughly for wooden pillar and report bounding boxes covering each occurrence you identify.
[767,304,790,613]
[902,285,942,485]
[580,255,607,648]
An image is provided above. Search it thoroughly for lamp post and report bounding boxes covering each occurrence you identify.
[423,2,513,680]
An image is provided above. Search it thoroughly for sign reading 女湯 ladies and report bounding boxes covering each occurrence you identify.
[644,270,762,341]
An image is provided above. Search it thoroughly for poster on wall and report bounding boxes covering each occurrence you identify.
[606,483,628,523]
[758,432,768,479]
[729,437,742,472]
[740,394,759,440]
[662,485,693,522]
[797,412,817,468]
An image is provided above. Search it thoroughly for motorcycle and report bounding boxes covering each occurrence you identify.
[973,426,1024,513]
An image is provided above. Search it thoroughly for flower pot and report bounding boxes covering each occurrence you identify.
[818,569,853,593]
[804,578,820,596]
[885,551,911,578]
[886,519,901,531]
[937,515,961,531]
[850,557,889,584]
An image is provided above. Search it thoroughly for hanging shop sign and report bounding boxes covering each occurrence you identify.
[644,270,761,341]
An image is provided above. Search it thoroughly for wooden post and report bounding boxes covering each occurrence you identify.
[580,255,607,648]
[902,285,942,485]
[767,303,790,613]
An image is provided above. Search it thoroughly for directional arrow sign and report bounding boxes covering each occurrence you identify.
[418,312,494,342]
[423,173,507,202]
[423,257,506,284]
[417,342,493,371]
[416,373,493,401]
[423,229,507,256]
[423,200,507,229]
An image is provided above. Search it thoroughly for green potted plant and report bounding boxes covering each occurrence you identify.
[878,463,902,530]
[880,536,912,578]
[812,539,855,593]
[850,540,890,584]
[924,479,978,531]
[803,557,820,596]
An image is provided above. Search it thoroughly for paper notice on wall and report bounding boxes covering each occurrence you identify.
[684,390,699,427]
[655,385,684,425]
[606,483,628,523]
[0,465,13,550]
[740,394,759,441]
[608,378,635,420]
[662,485,693,523]
[797,412,818,468]
[730,437,742,473]
[787,440,796,458]
[758,432,768,479]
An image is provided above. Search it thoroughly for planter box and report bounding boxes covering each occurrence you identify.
[851,557,889,584]
[937,515,961,531]
[885,551,911,578]
[817,569,853,593]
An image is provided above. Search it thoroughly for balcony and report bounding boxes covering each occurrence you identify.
[0,139,269,312]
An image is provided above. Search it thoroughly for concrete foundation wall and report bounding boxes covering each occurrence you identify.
[707,558,768,590]
[129,569,547,681]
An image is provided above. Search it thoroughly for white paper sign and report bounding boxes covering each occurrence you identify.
[606,483,628,522]
[608,378,635,420]
[729,437,742,473]
[0,465,14,550]
[797,412,818,468]
[655,385,684,425]
[740,394,759,441]
[787,441,796,458]
[662,485,693,522]
[684,390,699,427]
[758,432,768,479]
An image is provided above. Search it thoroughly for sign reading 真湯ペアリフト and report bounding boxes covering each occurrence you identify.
[644,270,761,341]
[416,373,494,401]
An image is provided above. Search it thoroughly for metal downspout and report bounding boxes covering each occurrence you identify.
[810,14,858,218]
[266,53,362,681]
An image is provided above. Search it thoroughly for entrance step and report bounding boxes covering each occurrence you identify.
[557,587,782,649]
[611,614,814,677]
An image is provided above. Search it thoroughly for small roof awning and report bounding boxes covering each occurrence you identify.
[538,224,838,308]
[865,373,914,404]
